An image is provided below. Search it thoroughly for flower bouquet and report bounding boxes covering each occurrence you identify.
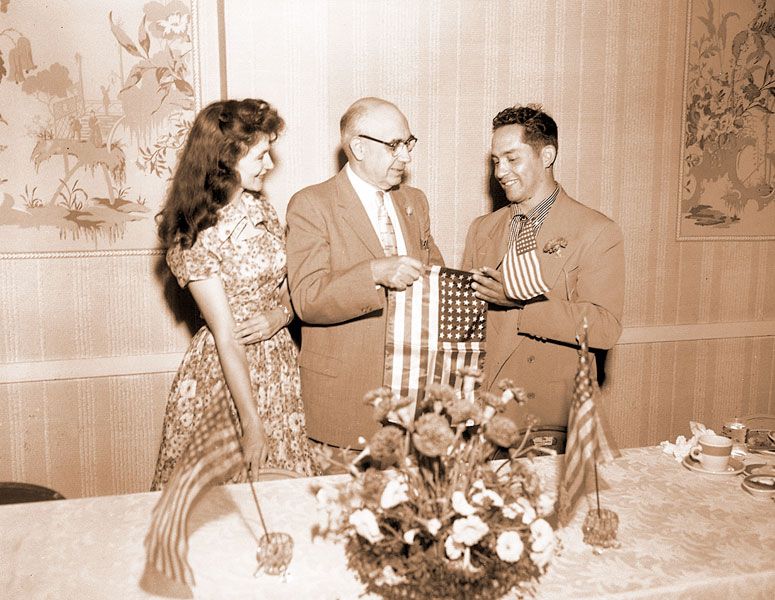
[311,371,557,600]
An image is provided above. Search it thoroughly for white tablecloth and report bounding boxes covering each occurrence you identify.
[1,447,773,599]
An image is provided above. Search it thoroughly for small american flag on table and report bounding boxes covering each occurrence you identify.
[144,381,243,587]
[384,265,487,414]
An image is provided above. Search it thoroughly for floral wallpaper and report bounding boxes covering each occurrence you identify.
[0,0,195,255]
[679,0,775,239]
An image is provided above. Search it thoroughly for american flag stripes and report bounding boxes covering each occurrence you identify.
[145,381,244,586]
[383,265,487,414]
[501,187,558,301]
[559,318,620,525]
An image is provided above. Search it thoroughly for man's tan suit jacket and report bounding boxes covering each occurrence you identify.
[461,188,624,428]
[287,168,444,447]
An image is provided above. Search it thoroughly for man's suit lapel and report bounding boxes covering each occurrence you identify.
[534,189,573,290]
[334,169,385,258]
[390,188,421,259]
[479,208,512,269]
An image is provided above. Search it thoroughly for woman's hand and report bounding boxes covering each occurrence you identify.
[234,307,290,345]
[241,420,269,476]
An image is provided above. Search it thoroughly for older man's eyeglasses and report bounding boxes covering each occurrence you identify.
[358,134,418,156]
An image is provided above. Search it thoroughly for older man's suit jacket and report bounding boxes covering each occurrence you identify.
[286,168,444,447]
[461,188,624,428]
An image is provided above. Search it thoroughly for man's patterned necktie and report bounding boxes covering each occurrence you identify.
[376,190,398,256]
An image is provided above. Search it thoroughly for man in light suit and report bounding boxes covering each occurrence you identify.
[463,104,624,431]
[286,97,444,449]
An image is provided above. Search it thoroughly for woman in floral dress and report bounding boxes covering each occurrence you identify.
[151,99,315,490]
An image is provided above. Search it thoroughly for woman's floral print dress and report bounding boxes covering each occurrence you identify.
[151,192,315,490]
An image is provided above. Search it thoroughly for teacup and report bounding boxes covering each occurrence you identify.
[689,434,732,472]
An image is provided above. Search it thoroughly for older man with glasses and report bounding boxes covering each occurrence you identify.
[286,97,444,457]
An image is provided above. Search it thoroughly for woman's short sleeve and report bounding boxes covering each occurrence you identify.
[166,234,221,288]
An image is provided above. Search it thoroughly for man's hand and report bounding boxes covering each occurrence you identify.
[234,307,288,345]
[371,256,423,291]
[471,267,521,307]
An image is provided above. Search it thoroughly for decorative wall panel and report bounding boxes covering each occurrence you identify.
[0,0,197,255]
[678,0,775,239]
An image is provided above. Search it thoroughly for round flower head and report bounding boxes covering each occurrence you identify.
[349,508,383,544]
[529,518,556,568]
[412,413,454,457]
[484,414,519,448]
[359,468,386,505]
[380,478,410,509]
[425,383,457,406]
[495,531,524,563]
[363,387,397,421]
[369,426,404,467]
[446,398,481,425]
[444,534,464,560]
[451,515,489,546]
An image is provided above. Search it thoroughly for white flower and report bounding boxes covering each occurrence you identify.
[536,492,555,517]
[425,518,442,536]
[179,379,196,399]
[495,531,524,563]
[530,518,554,551]
[451,491,477,516]
[374,565,405,586]
[483,405,497,421]
[380,479,410,509]
[403,528,419,544]
[444,534,464,559]
[451,515,489,546]
[502,498,536,523]
[517,497,537,524]
[349,509,383,544]
[529,518,555,568]
[472,487,504,508]
[387,404,414,428]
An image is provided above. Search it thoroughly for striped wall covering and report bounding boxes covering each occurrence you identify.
[1,0,773,498]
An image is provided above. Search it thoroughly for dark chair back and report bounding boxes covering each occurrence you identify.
[0,482,65,505]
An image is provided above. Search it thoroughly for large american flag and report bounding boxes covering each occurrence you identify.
[383,265,487,413]
[144,381,244,586]
[559,317,620,525]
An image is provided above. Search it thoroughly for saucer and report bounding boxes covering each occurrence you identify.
[741,474,775,499]
[682,455,744,476]
[743,463,775,477]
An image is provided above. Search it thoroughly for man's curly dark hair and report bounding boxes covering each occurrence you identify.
[492,104,558,156]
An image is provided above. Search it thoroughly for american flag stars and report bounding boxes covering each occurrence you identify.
[439,269,486,343]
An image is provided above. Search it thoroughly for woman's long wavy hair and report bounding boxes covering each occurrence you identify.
[157,98,284,249]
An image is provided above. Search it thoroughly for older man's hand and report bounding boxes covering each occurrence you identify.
[371,256,423,291]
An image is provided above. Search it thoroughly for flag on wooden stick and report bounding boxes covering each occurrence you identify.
[383,265,487,415]
[144,381,244,586]
[559,317,620,525]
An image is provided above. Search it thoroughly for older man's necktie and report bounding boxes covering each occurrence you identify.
[376,190,398,256]
[501,213,550,300]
